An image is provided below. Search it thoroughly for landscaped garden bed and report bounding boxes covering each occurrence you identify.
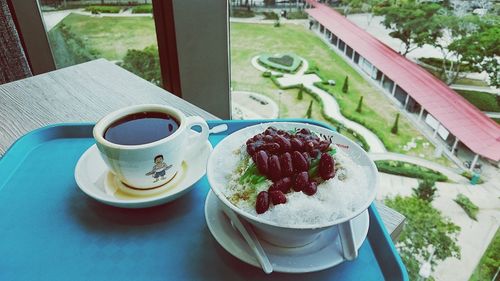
[132,4,153,14]
[454,194,479,220]
[230,22,453,166]
[84,6,122,14]
[258,53,302,73]
[375,160,448,182]
[456,90,500,113]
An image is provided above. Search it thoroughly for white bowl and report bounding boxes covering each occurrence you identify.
[206,122,378,247]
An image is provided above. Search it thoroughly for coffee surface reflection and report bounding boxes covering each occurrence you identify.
[104,112,179,145]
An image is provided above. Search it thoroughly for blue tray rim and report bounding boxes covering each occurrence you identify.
[0,120,408,280]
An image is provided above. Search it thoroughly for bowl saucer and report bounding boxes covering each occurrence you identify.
[204,190,369,273]
[74,141,212,208]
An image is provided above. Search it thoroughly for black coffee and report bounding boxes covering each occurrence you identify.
[104,112,180,145]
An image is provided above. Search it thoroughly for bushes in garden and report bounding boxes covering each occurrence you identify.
[132,4,152,14]
[231,8,255,18]
[454,194,479,220]
[385,196,460,280]
[263,12,279,20]
[85,6,121,14]
[119,45,161,86]
[55,23,99,65]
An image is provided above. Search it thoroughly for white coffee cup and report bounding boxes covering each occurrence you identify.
[93,104,209,189]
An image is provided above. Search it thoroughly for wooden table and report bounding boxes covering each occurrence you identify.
[0,59,404,240]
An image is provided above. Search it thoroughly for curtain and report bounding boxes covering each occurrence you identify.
[0,0,32,84]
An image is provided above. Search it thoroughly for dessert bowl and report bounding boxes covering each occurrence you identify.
[206,122,378,247]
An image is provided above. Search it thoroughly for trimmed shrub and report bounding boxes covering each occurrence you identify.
[85,6,121,14]
[132,4,152,14]
[297,85,304,100]
[287,10,308,19]
[375,160,448,182]
[306,100,313,118]
[412,179,437,202]
[119,45,161,86]
[231,8,255,18]
[342,76,349,93]
[391,113,399,135]
[262,71,272,78]
[454,194,479,220]
[356,96,363,113]
[263,12,279,20]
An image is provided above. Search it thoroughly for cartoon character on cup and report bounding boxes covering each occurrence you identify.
[145,155,172,182]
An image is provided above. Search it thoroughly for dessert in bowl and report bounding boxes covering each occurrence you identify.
[206,122,378,247]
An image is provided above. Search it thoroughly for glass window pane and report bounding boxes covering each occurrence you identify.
[38,0,161,86]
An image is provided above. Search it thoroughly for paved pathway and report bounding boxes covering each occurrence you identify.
[370,152,466,183]
[251,55,387,153]
[484,112,500,118]
[231,91,279,119]
[42,9,79,31]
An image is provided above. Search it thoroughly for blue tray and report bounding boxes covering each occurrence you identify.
[0,120,408,281]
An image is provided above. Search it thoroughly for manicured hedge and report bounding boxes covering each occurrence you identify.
[258,53,302,73]
[286,11,308,19]
[263,12,279,20]
[375,160,448,182]
[231,9,255,18]
[85,6,121,14]
[132,4,152,14]
[454,194,479,220]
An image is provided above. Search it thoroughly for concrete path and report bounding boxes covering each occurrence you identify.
[370,152,467,183]
[251,55,387,152]
[231,91,279,119]
[41,9,79,31]
[451,84,499,95]
[484,112,500,118]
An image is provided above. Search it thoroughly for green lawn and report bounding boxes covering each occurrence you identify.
[456,90,500,113]
[231,23,452,165]
[53,13,157,61]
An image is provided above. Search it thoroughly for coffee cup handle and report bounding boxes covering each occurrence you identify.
[184,116,209,158]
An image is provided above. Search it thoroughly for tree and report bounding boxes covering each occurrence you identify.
[356,96,363,113]
[297,85,304,100]
[375,2,442,56]
[444,16,500,87]
[391,113,399,134]
[306,100,313,118]
[342,76,349,93]
[412,179,437,202]
[119,45,161,86]
[385,196,461,280]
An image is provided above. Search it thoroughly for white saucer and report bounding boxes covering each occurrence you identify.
[74,141,212,208]
[204,190,369,273]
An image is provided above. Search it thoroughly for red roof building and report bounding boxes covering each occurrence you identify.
[305,0,500,164]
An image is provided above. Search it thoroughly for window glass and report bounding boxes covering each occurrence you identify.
[38,0,161,85]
